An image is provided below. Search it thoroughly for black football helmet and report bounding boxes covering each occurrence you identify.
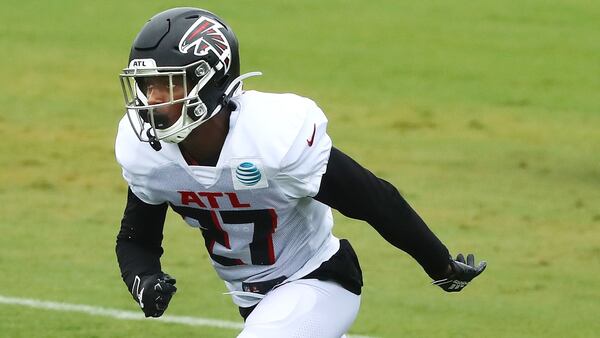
[119,7,260,147]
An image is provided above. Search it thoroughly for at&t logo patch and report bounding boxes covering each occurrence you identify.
[236,162,261,186]
[231,159,268,190]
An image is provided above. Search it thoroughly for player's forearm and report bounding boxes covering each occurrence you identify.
[315,147,451,279]
[116,188,168,290]
[360,180,451,280]
[116,237,163,290]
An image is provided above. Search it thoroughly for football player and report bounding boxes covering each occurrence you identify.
[115,7,487,337]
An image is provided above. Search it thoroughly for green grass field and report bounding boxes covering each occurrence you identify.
[1,1,599,337]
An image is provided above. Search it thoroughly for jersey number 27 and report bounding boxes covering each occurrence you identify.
[173,205,278,266]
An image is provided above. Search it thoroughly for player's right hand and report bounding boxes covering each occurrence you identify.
[432,253,486,292]
[131,272,177,317]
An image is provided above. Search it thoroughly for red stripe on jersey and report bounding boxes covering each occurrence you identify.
[267,209,278,264]
[211,210,230,249]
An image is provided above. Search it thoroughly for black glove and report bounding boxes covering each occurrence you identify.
[131,273,177,317]
[432,253,486,292]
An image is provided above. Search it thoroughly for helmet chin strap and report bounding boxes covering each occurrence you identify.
[146,129,162,151]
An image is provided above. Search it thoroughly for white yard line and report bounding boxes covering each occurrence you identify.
[0,295,376,338]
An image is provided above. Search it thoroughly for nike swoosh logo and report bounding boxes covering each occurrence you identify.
[306,123,316,146]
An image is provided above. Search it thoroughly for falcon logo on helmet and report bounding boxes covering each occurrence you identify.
[179,17,231,72]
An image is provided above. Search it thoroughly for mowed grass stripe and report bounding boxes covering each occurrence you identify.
[0,295,377,338]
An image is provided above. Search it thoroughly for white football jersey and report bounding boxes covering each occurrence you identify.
[115,90,339,307]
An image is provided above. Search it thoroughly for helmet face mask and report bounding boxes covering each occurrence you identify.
[119,8,243,146]
[120,59,217,143]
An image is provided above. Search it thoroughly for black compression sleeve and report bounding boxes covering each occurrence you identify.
[115,188,168,291]
[314,147,451,279]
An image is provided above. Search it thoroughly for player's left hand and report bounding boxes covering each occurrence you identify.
[432,253,486,292]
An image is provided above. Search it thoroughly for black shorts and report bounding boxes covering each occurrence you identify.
[239,239,363,320]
